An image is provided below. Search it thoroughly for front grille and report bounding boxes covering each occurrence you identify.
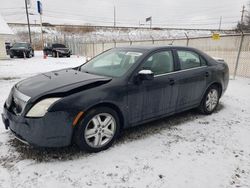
[57,48,69,53]
[7,87,30,116]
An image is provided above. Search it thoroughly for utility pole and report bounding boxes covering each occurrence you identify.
[114,5,116,27]
[39,13,44,48]
[25,0,32,44]
[37,1,44,48]
[218,16,222,31]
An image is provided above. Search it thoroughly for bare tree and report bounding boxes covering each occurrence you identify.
[236,4,250,32]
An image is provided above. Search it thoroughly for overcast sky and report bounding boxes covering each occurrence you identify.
[0,0,248,29]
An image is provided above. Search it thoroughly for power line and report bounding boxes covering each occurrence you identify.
[41,14,238,27]
[43,9,239,24]
[0,7,24,10]
[1,1,242,29]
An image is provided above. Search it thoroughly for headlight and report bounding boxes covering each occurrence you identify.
[6,88,14,108]
[26,98,61,117]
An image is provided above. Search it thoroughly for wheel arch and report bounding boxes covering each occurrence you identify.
[74,102,125,131]
[200,82,223,105]
[208,82,223,98]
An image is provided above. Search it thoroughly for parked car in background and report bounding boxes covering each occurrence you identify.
[43,43,71,58]
[9,42,34,58]
[2,46,229,152]
[5,42,12,55]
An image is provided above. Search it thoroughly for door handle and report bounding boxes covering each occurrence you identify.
[205,72,209,77]
[169,79,175,86]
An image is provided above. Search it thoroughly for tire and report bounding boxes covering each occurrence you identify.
[199,85,220,114]
[52,51,57,58]
[74,107,120,152]
[10,55,14,58]
[67,55,71,58]
[26,52,32,58]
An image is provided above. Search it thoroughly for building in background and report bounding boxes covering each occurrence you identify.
[0,14,14,59]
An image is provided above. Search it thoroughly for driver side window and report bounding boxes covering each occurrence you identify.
[142,51,174,75]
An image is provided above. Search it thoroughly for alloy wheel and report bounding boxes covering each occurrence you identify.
[84,113,116,148]
[206,89,218,112]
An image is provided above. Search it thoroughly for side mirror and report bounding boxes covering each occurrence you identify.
[138,69,154,81]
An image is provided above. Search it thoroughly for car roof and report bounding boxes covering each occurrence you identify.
[14,42,30,44]
[115,45,198,52]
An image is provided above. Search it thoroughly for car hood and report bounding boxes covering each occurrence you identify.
[54,48,69,52]
[15,68,111,99]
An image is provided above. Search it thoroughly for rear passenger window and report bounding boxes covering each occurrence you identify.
[200,56,207,66]
[177,50,206,70]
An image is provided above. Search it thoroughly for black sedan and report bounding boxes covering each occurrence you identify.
[9,42,34,58]
[43,43,71,58]
[2,46,229,152]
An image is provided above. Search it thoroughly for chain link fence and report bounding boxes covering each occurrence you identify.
[62,33,250,78]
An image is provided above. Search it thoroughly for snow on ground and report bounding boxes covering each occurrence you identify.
[0,52,250,188]
[9,24,213,43]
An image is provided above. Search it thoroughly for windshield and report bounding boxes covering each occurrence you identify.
[52,44,66,48]
[80,49,143,77]
[12,43,28,48]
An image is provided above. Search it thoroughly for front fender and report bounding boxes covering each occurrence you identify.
[49,83,129,128]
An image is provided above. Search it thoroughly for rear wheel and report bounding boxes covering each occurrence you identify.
[74,107,120,152]
[199,85,220,114]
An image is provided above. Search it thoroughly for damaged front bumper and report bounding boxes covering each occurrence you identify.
[2,104,75,147]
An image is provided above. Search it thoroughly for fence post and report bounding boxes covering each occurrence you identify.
[113,39,116,47]
[72,35,75,55]
[74,38,76,55]
[150,35,154,44]
[233,32,244,79]
[128,36,132,46]
[92,43,95,57]
[184,32,189,47]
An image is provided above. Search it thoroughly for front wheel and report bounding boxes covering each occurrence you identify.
[52,51,57,58]
[199,85,220,114]
[26,52,32,58]
[74,107,120,152]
